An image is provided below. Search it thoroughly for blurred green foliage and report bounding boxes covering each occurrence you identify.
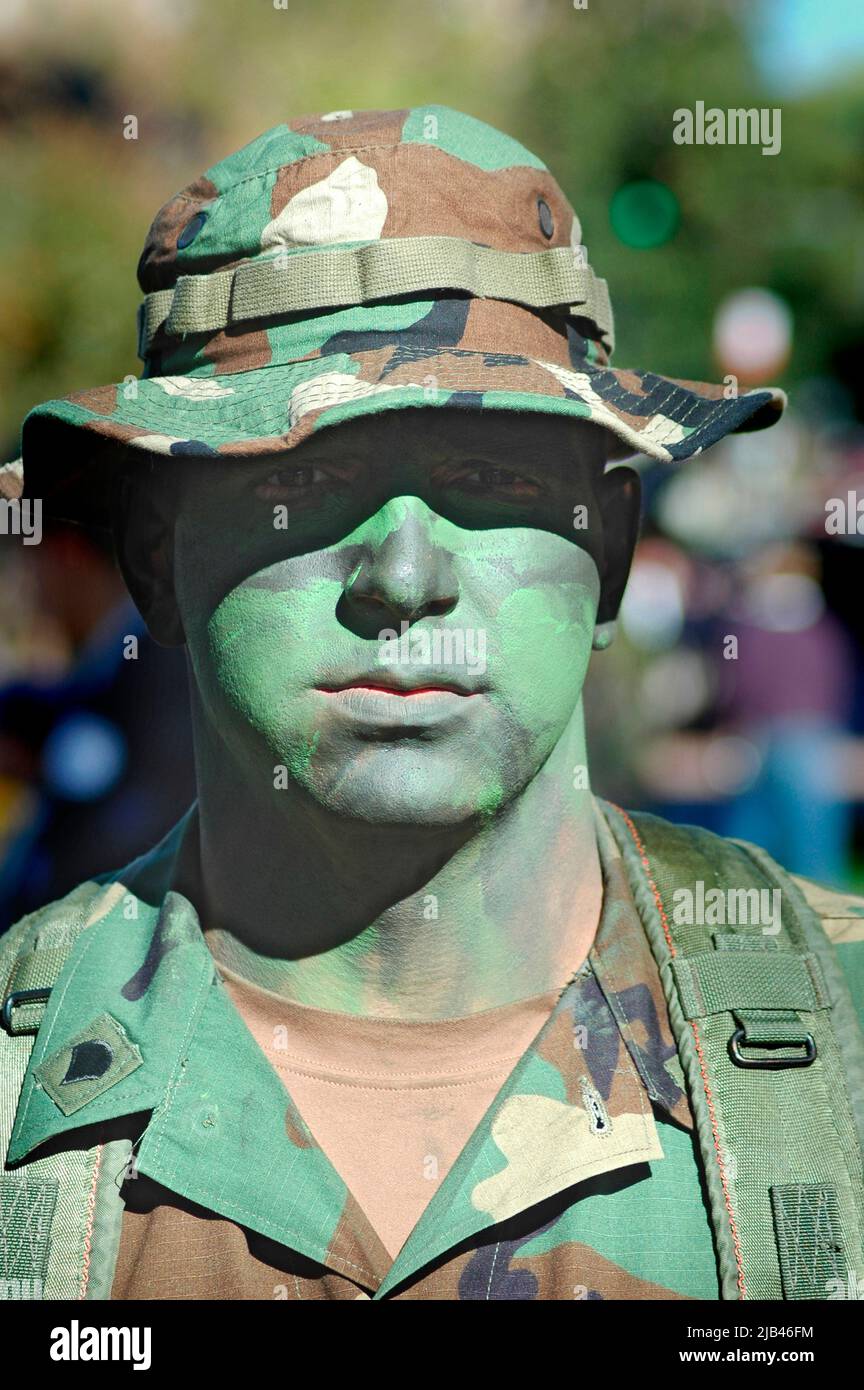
[2,0,862,456]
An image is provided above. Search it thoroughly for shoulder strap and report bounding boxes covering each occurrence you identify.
[601,800,864,1301]
[0,884,133,1301]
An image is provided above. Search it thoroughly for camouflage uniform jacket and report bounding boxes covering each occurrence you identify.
[1,799,863,1300]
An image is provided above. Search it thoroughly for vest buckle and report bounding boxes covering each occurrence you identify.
[728,1026,817,1069]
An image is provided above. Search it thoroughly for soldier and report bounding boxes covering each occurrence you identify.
[1,106,863,1301]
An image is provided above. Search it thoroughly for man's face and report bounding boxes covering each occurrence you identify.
[157,409,625,826]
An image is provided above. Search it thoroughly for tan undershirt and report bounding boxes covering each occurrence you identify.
[214,960,561,1259]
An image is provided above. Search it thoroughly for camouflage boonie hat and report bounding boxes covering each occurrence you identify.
[17,104,786,524]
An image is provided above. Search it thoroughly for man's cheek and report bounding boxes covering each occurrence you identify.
[492,582,596,725]
[198,589,318,730]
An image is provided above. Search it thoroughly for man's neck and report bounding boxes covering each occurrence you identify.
[184,710,602,1021]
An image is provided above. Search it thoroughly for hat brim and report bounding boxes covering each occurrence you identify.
[20,347,786,526]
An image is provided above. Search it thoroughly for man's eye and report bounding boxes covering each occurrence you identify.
[254,465,330,496]
[451,465,542,497]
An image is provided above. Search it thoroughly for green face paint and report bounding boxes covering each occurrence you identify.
[171,413,604,832]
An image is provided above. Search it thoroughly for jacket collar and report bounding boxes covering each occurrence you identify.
[5,805,210,1166]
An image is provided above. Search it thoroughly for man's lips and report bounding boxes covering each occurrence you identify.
[315,675,485,697]
[317,682,475,697]
[312,676,487,732]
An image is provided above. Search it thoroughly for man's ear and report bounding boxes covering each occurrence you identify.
[111,462,186,647]
[594,463,641,628]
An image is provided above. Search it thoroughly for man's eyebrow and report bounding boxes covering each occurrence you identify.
[430,442,571,468]
[417,434,564,461]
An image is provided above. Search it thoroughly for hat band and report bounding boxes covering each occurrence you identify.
[137,235,614,361]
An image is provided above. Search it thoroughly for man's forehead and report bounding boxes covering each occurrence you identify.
[292,408,607,460]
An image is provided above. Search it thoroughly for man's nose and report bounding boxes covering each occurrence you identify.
[342,499,460,630]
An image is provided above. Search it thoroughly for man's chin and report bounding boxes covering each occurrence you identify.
[295,748,511,828]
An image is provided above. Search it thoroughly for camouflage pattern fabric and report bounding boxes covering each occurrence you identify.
[4,799,725,1300]
[14,105,786,526]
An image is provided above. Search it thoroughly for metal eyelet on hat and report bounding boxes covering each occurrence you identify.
[537,197,554,239]
[177,211,207,249]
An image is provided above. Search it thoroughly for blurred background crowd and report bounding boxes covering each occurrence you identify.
[2,0,864,925]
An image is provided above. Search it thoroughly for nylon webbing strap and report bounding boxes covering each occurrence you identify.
[770,1184,846,1299]
[0,1179,57,1298]
[733,1008,812,1045]
[137,236,615,358]
[670,950,827,1020]
[601,800,864,1301]
[708,935,818,1047]
[1,946,71,1034]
